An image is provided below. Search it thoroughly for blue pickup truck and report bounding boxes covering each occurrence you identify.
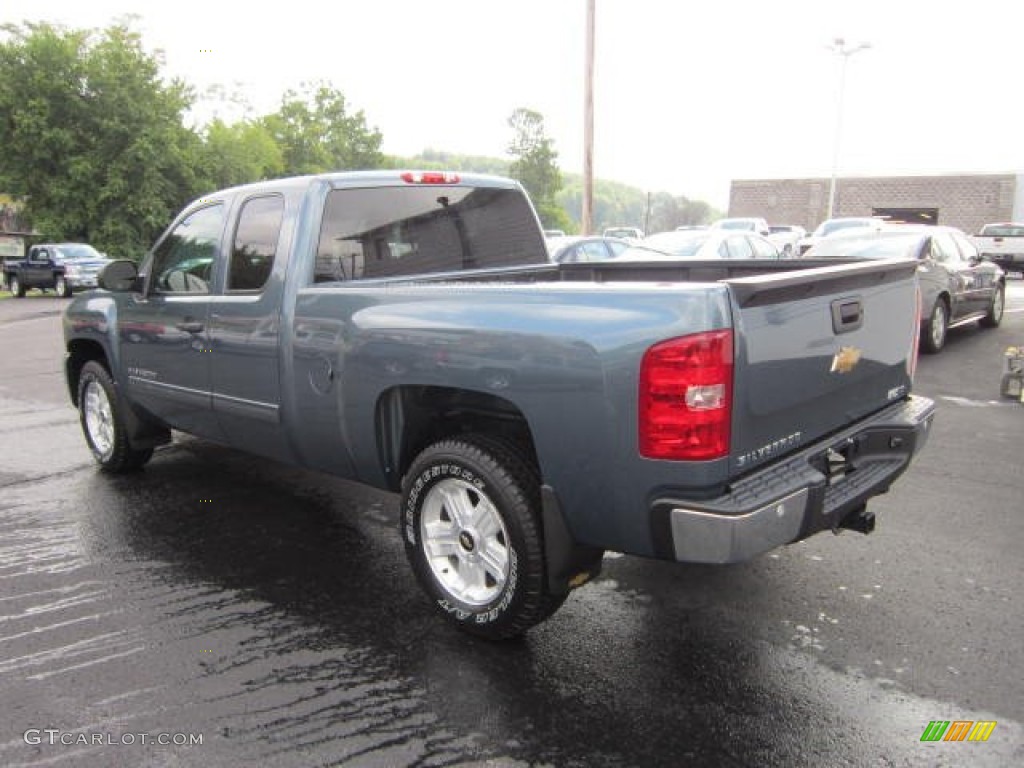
[62,171,935,638]
[4,243,111,298]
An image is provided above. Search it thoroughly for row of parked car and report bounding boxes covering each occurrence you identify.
[545,215,1018,354]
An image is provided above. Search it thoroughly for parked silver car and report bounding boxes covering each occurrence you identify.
[616,229,780,260]
[546,236,631,264]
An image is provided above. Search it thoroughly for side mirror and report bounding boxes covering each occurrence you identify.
[97,259,140,292]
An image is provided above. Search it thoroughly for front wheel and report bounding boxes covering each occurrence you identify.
[980,284,1005,328]
[921,299,948,354]
[55,275,72,298]
[401,435,566,639]
[78,361,153,472]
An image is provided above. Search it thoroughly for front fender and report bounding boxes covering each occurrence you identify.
[63,292,121,404]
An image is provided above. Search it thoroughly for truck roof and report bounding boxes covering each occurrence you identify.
[187,171,521,209]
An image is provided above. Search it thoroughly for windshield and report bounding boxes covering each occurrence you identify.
[805,232,923,259]
[55,244,104,260]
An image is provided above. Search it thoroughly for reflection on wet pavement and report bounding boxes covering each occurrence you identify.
[1,436,1020,767]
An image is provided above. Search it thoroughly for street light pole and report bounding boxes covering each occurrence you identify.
[826,37,870,220]
[582,0,595,235]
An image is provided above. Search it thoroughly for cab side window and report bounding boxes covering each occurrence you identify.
[607,240,629,257]
[951,232,979,262]
[578,241,610,262]
[930,233,960,264]
[749,236,777,259]
[150,205,224,294]
[229,195,284,292]
[725,236,753,259]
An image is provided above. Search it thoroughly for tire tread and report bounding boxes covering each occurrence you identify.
[78,361,153,473]
[403,434,566,639]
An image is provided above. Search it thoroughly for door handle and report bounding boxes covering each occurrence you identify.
[176,321,204,334]
[831,298,863,334]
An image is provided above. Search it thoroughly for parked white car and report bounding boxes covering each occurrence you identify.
[710,217,770,236]
[602,226,644,241]
[798,217,886,255]
[766,225,806,258]
[615,228,780,260]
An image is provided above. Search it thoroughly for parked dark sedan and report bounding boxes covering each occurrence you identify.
[803,225,1005,353]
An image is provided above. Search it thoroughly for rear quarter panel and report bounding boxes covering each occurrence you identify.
[291,280,734,556]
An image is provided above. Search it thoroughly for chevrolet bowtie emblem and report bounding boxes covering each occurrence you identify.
[831,346,862,374]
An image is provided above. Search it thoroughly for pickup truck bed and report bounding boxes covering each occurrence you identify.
[62,171,934,638]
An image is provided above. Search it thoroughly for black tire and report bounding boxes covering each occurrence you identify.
[77,361,153,472]
[55,275,72,298]
[980,284,1005,328]
[401,435,566,639]
[921,299,948,354]
[9,275,25,298]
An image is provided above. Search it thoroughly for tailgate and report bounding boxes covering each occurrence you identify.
[984,238,1024,254]
[724,258,919,476]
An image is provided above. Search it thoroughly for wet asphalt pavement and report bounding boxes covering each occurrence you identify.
[1,287,1022,767]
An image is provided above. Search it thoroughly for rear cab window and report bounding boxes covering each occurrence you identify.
[313,184,547,283]
[980,224,1024,237]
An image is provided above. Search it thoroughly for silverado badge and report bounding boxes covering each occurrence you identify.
[830,346,862,374]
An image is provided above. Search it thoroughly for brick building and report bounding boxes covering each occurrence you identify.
[728,173,1024,234]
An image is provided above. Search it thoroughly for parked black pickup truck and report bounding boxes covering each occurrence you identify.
[63,171,935,638]
[4,243,110,298]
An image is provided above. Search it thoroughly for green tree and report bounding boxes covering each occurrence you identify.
[646,192,718,234]
[199,118,284,190]
[0,21,203,258]
[506,108,570,231]
[262,83,384,175]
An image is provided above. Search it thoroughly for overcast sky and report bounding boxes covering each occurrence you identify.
[4,0,1022,207]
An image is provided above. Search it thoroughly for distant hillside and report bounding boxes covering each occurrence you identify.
[400,149,720,234]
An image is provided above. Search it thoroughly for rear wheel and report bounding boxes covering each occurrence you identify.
[921,299,948,354]
[9,275,25,297]
[980,284,1005,328]
[401,435,566,639]
[78,361,153,472]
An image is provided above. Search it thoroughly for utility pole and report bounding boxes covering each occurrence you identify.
[582,0,595,235]
[826,37,871,220]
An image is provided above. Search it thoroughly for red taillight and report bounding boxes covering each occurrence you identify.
[639,330,733,461]
[400,171,460,184]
